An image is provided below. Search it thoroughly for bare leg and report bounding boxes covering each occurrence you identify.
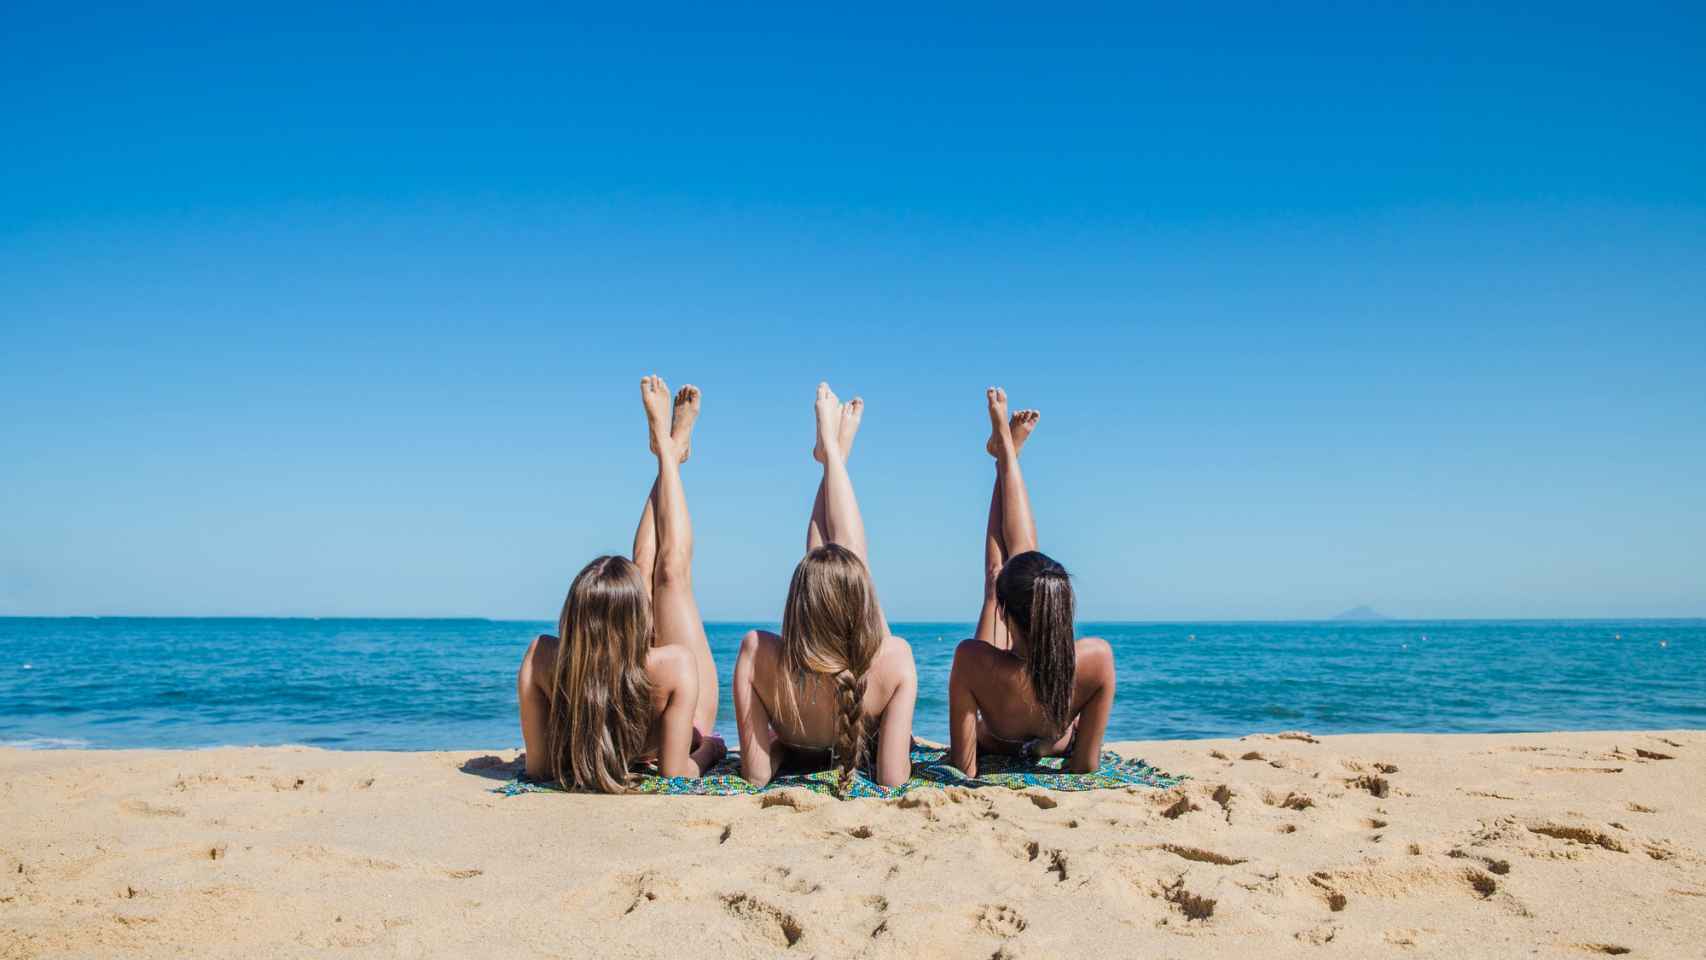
[640,377,719,734]
[987,388,1039,559]
[973,404,1040,649]
[806,398,862,552]
[812,383,889,637]
[630,394,697,600]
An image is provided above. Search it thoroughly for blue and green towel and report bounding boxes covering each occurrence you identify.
[493,740,1183,799]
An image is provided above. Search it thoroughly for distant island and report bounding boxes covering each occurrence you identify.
[1332,605,1390,621]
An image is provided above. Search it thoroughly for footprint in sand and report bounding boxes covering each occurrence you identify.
[1349,775,1391,798]
[1295,923,1337,944]
[721,893,804,948]
[762,865,821,895]
[1529,823,1628,853]
[119,799,185,818]
[976,904,1028,937]
[1162,875,1216,920]
[1264,790,1314,811]
[1309,874,1349,912]
[1159,844,1247,867]
[1159,794,1200,820]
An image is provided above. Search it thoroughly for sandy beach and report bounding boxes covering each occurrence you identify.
[3,730,1702,958]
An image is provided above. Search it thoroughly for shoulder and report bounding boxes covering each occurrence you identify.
[873,634,917,691]
[1076,636,1114,673]
[645,644,696,689]
[952,636,1001,666]
[521,634,560,683]
[877,634,915,670]
[736,628,782,661]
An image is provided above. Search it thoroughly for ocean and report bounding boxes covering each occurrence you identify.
[1,618,1700,750]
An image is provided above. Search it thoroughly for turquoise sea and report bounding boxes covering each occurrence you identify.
[0,618,1700,750]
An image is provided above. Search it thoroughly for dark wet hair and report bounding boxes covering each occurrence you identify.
[995,551,1076,733]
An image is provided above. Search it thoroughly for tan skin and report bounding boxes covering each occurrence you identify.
[516,376,726,780]
[947,387,1117,778]
[732,383,919,788]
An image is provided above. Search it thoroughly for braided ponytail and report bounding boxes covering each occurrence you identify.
[832,669,869,798]
[781,544,886,799]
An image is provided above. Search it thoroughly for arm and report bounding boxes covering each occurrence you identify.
[1067,638,1115,774]
[733,630,779,787]
[947,640,983,778]
[872,639,917,787]
[517,635,554,780]
[653,647,722,777]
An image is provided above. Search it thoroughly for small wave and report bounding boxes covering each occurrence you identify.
[1,736,92,749]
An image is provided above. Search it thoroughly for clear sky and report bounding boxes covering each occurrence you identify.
[3,3,1703,620]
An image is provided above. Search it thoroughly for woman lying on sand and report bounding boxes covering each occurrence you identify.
[947,387,1116,777]
[516,376,726,792]
[733,383,919,793]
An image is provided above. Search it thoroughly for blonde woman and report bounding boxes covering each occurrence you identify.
[516,376,725,792]
[732,383,918,793]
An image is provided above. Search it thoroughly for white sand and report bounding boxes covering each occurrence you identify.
[3,730,1702,958]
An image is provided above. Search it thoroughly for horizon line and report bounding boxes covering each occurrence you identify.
[3,614,1702,624]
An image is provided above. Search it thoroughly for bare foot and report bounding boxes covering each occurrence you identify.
[989,408,1039,457]
[670,385,700,463]
[840,397,863,458]
[641,375,677,459]
[985,387,1014,459]
[812,382,843,463]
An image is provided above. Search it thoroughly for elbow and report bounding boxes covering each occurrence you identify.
[741,760,772,790]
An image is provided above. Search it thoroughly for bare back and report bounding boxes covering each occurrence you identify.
[949,635,1116,775]
[516,633,696,781]
[733,629,917,787]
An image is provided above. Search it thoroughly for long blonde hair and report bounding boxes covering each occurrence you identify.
[779,544,885,796]
[545,555,654,793]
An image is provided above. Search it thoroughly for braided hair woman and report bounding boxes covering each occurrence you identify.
[732,383,918,794]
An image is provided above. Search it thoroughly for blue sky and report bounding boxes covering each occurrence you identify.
[3,3,1703,620]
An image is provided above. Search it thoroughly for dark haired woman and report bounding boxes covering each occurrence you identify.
[946,387,1116,777]
[515,376,726,792]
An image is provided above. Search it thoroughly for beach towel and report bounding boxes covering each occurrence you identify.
[492,740,1183,798]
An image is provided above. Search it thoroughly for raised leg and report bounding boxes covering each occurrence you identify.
[806,397,863,552]
[630,393,697,600]
[974,399,1040,649]
[631,481,659,602]
[812,383,889,638]
[640,377,719,735]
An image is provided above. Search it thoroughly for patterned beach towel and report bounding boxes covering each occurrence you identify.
[492,740,1183,799]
